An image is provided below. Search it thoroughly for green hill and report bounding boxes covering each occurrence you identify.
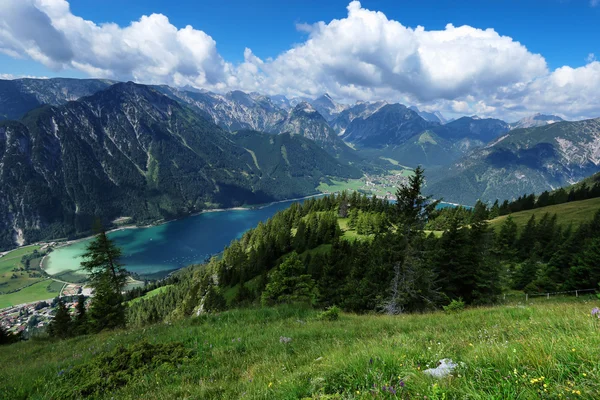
[489,197,600,230]
[1,300,599,399]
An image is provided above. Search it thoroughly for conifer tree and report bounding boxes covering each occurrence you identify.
[81,224,128,332]
[261,252,318,305]
[48,299,72,339]
[395,166,440,231]
[73,294,89,335]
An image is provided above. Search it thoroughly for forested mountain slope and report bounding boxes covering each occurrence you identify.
[427,118,600,204]
[0,82,358,250]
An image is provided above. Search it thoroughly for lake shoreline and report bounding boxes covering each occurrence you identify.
[40,193,325,275]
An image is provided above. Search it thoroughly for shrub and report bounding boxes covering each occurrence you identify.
[56,341,194,398]
[443,298,465,313]
[318,305,340,321]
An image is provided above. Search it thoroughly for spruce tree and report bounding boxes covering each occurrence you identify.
[81,225,128,332]
[261,252,318,305]
[48,299,72,339]
[395,166,440,231]
[73,294,89,335]
[88,274,126,331]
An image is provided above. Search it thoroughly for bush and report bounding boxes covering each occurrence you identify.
[56,341,194,398]
[317,305,340,321]
[443,298,465,313]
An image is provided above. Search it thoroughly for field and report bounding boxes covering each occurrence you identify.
[489,197,600,230]
[1,299,599,399]
[0,245,68,308]
[318,178,365,193]
[128,285,174,305]
[0,279,62,308]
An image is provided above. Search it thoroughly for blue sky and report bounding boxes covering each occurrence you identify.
[1,0,599,119]
[3,0,599,78]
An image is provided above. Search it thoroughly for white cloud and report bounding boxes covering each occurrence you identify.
[0,0,599,120]
[0,0,229,88]
[587,53,596,63]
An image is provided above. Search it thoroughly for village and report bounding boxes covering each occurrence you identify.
[0,282,91,337]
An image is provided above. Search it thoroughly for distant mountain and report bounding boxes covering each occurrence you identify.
[433,116,510,144]
[275,102,339,145]
[155,86,287,132]
[426,118,600,205]
[0,78,113,120]
[372,130,462,169]
[341,103,434,147]
[0,82,359,250]
[330,101,387,134]
[310,93,348,122]
[510,113,564,130]
[409,106,446,124]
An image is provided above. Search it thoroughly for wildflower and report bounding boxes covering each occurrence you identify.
[582,373,587,377]
[399,380,405,387]
[369,358,373,365]
[572,348,576,352]
[356,390,360,394]
[592,308,600,318]
[268,382,273,388]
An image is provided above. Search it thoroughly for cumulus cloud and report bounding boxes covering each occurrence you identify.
[0,0,229,88]
[0,0,599,120]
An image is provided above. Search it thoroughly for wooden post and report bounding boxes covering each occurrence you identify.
[576,290,578,297]
[547,293,550,299]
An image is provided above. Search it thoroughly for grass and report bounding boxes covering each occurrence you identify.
[0,245,47,297]
[489,197,600,231]
[318,179,365,193]
[1,299,599,399]
[0,279,61,308]
[128,285,174,305]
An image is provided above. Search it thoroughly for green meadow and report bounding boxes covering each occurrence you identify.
[1,299,599,399]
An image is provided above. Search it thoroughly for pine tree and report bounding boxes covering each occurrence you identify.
[81,226,128,293]
[80,225,128,332]
[395,166,440,231]
[0,326,20,345]
[494,215,518,261]
[203,284,227,313]
[517,215,537,260]
[261,252,318,306]
[88,274,126,331]
[48,299,72,339]
[73,294,89,335]
[471,200,489,223]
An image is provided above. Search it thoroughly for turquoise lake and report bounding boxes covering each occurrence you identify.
[44,198,311,278]
[44,197,461,278]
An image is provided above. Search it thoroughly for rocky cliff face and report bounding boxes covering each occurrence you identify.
[0,82,358,249]
[426,118,600,204]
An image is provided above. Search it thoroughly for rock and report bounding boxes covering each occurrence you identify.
[423,358,458,378]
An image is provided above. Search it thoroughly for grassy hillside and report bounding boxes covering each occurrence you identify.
[2,299,599,399]
[0,245,64,308]
[489,197,600,230]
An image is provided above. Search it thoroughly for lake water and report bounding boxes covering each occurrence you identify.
[44,198,311,278]
[44,197,461,278]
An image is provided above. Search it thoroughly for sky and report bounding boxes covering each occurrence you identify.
[0,0,599,121]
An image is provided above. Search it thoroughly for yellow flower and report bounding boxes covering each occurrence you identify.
[544,384,548,388]
[469,343,474,347]
[268,382,273,388]
[572,348,576,352]
[582,373,587,377]
[356,390,360,394]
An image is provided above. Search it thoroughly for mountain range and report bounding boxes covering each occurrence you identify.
[426,118,600,204]
[1,77,599,249]
[0,82,359,250]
